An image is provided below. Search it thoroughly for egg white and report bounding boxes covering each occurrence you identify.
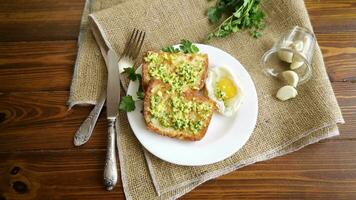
[205,67,244,116]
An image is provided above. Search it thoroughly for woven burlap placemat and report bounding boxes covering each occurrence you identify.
[69,0,344,199]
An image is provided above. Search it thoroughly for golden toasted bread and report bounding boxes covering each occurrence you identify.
[142,51,208,91]
[143,80,215,141]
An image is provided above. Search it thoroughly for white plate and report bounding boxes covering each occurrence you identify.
[127,44,258,166]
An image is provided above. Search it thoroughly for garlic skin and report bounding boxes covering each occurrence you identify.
[280,71,299,87]
[276,86,298,101]
[277,50,293,63]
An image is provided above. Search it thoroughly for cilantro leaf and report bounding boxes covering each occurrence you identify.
[161,46,179,53]
[161,40,200,54]
[123,67,138,81]
[179,39,199,53]
[207,0,266,40]
[136,74,145,100]
[119,95,136,112]
[136,91,144,100]
[208,7,222,23]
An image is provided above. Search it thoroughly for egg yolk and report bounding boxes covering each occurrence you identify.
[216,77,237,100]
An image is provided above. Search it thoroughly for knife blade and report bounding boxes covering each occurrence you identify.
[106,49,121,119]
[103,49,120,191]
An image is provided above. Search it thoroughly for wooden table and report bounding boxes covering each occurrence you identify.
[0,0,355,199]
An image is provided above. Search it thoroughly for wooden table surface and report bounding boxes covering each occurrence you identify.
[0,0,356,199]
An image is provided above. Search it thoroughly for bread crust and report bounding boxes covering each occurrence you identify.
[143,80,214,141]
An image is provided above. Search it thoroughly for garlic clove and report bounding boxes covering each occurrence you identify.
[278,50,293,63]
[290,61,304,70]
[280,71,299,87]
[276,86,298,101]
[291,40,304,52]
[290,55,304,70]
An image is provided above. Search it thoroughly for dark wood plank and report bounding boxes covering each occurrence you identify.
[0,32,355,92]
[0,0,85,42]
[0,149,125,200]
[332,82,356,140]
[0,82,354,152]
[305,0,356,33]
[0,0,356,42]
[0,91,107,151]
[184,139,356,199]
[317,32,356,82]
[0,41,77,92]
[1,140,355,200]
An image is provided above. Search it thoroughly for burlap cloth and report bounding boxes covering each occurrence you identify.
[68,0,345,199]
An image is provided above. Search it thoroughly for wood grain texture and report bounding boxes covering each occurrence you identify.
[0,41,77,92]
[306,0,356,33]
[0,0,85,42]
[0,34,355,92]
[0,0,356,199]
[0,0,355,42]
[0,82,354,152]
[1,140,356,200]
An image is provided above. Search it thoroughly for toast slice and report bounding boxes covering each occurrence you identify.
[142,51,208,91]
[143,80,215,141]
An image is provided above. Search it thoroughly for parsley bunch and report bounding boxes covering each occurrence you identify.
[119,67,144,112]
[207,0,266,40]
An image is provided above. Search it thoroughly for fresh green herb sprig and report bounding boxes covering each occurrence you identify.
[161,39,199,54]
[119,67,144,112]
[119,95,136,112]
[161,46,180,53]
[207,0,266,40]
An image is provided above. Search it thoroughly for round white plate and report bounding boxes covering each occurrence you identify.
[127,44,258,166]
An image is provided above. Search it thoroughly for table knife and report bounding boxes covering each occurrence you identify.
[103,49,120,191]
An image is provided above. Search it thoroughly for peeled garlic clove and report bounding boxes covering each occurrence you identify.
[280,71,299,87]
[278,50,293,63]
[290,55,304,70]
[290,61,304,70]
[291,40,304,52]
[276,86,298,101]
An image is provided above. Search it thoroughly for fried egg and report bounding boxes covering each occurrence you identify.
[205,67,244,116]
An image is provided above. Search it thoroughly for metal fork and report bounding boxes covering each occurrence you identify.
[73,27,145,147]
[118,28,146,90]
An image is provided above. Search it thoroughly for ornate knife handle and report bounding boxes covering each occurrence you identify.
[103,118,118,191]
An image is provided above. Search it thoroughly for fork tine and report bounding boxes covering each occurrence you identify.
[132,31,146,60]
[126,29,140,59]
[121,28,137,58]
[129,30,143,58]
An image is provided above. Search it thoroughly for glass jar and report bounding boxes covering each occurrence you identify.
[261,26,316,85]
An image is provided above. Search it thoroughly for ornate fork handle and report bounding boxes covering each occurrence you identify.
[73,91,106,146]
